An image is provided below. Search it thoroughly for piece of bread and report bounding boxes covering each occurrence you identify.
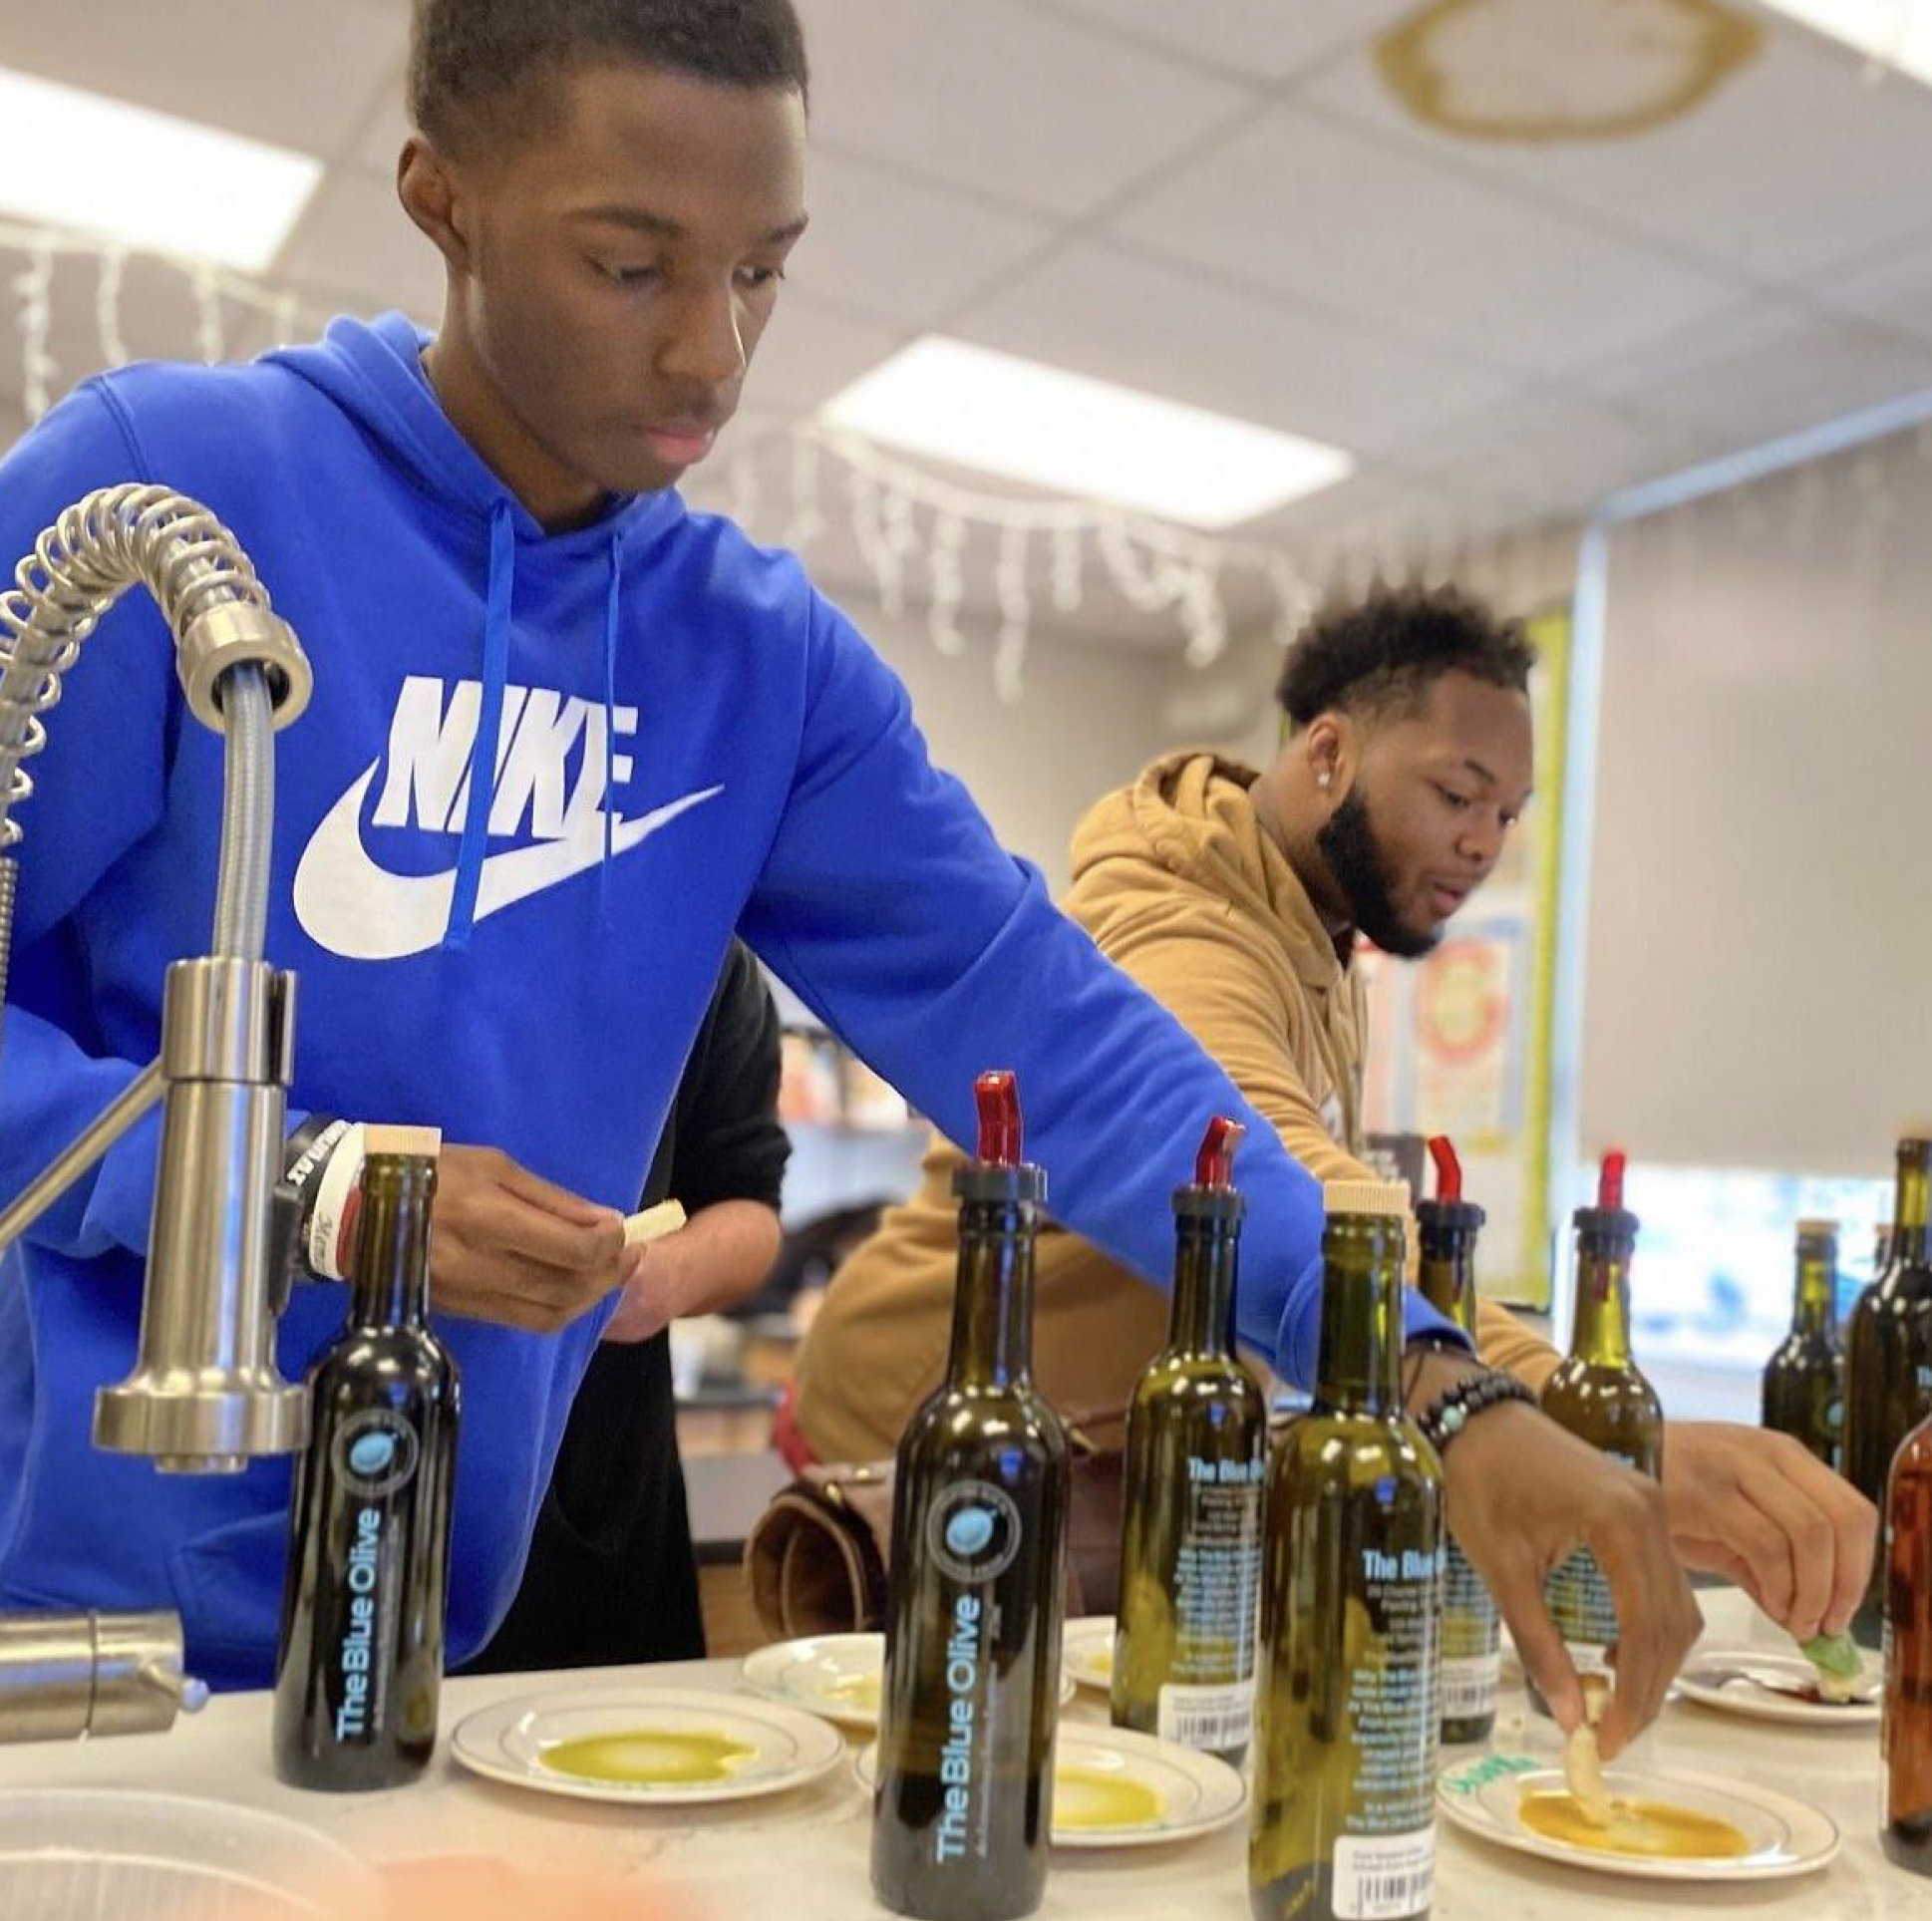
[1563,1675,1614,1827]
[623,1200,687,1246]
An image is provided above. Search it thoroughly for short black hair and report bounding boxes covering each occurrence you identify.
[409,0,809,151]
[1276,584,1536,730]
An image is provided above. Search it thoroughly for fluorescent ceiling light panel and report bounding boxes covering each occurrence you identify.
[1756,1,1932,86]
[819,336,1354,530]
[0,67,323,273]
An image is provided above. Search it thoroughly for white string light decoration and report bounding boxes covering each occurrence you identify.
[1,219,312,429]
[93,246,131,370]
[11,241,56,424]
[190,262,226,367]
[11,220,1924,714]
[926,511,969,657]
[781,431,823,552]
[803,427,1322,705]
[991,519,1030,705]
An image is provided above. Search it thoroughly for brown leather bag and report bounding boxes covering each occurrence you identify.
[744,1408,1127,1641]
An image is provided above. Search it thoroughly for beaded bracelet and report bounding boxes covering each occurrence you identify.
[1415,1367,1539,1455]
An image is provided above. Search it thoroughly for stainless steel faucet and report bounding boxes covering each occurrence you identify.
[0,483,314,1736]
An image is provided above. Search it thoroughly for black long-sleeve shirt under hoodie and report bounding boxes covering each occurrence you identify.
[467,939,789,1671]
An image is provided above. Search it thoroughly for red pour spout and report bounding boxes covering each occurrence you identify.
[974,1071,1023,1167]
[1597,1148,1627,1211]
[1193,1116,1245,1188]
[1427,1134,1462,1203]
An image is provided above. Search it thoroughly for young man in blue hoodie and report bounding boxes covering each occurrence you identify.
[0,0,1696,1753]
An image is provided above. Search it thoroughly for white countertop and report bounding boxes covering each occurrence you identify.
[2,1587,1919,1921]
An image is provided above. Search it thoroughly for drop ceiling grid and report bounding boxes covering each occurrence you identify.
[0,0,1929,547]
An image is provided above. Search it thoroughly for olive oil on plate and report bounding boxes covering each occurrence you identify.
[450,1687,845,1805]
[540,1729,758,1785]
[1517,1790,1751,1860]
[860,1723,1244,1850]
[1054,1766,1165,1832]
[826,1671,883,1716]
[1436,1754,1842,1881]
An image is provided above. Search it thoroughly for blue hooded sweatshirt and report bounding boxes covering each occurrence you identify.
[0,315,1459,1687]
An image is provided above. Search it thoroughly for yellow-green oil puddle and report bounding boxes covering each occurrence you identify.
[825,1671,882,1714]
[540,1729,757,1785]
[1055,1766,1164,1830]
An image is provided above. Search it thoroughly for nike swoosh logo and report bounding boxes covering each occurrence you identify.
[293,763,724,961]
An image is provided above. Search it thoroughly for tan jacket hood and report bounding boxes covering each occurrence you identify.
[1068,751,1348,1000]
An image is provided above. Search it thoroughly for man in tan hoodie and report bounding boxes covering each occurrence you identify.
[794,585,1872,1649]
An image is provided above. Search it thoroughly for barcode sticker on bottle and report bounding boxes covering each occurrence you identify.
[1332,1828,1436,1920]
[1441,1653,1499,1722]
[1156,1679,1253,1753]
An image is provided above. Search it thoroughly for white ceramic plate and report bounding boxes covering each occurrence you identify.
[855,1721,1245,1850]
[1674,1646,1881,1726]
[1062,1616,1116,1694]
[451,1685,845,1806]
[742,1633,1073,1731]
[1437,1753,1840,1881]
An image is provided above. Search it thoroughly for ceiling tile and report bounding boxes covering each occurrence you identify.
[353,63,414,175]
[795,0,1249,216]
[1401,389,1709,519]
[1573,297,1932,454]
[1236,466,1453,543]
[1300,19,1932,283]
[0,0,406,160]
[1039,0,1418,86]
[745,295,903,412]
[951,238,1516,456]
[787,151,1054,330]
[273,171,446,322]
[1108,104,1744,378]
[1808,229,1932,354]
[357,55,1064,322]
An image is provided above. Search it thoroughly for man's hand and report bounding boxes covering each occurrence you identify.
[1416,1355,1702,1759]
[426,1145,629,1332]
[1661,1422,1876,1641]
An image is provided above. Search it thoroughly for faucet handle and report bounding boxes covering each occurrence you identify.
[0,1609,204,1744]
[93,958,308,1472]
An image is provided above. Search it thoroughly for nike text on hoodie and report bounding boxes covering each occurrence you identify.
[0,314,1461,1686]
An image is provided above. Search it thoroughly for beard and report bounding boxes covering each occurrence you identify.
[1316,786,1441,961]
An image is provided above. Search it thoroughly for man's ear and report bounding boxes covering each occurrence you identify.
[1304,713,1354,797]
[398,136,472,275]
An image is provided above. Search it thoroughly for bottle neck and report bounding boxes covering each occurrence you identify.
[1891,1144,1929,1268]
[1315,1216,1403,1416]
[1417,1223,1479,1337]
[350,1158,436,1329]
[1569,1232,1635,1367]
[1791,1242,1837,1339]
[1168,1213,1240,1355]
[946,1198,1036,1390]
